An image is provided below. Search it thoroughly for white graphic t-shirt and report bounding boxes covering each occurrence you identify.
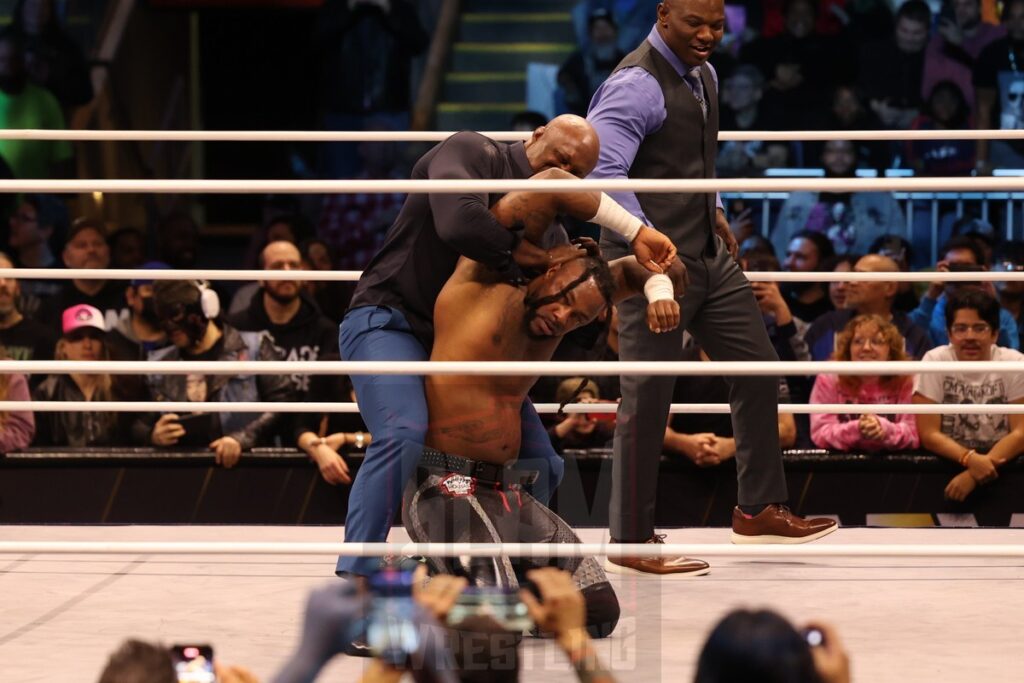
[914,345,1024,450]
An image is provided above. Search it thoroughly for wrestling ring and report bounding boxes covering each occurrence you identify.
[1,127,1023,682]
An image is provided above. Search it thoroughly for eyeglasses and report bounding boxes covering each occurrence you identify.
[851,336,888,348]
[950,323,991,336]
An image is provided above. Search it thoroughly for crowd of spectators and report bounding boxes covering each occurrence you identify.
[2,194,1017,507]
[560,1,1018,178]
[0,195,368,486]
[2,1,1024,509]
[527,221,1024,504]
[549,1,1024,269]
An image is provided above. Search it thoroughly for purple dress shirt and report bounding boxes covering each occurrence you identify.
[586,25,723,233]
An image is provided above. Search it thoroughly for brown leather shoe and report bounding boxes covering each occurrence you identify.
[604,534,710,578]
[731,505,838,544]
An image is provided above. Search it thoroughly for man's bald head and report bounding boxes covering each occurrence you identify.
[261,240,301,269]
[261,240,303,306]
[856,254,899,273]
[524,114,600,178]
[845,254,899,313]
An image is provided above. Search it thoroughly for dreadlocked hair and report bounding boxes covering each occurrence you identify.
[585,256,617,311]
[552,257,615,418]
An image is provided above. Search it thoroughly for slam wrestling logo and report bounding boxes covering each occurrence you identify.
[439,474,476,497]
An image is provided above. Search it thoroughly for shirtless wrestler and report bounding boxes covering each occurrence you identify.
[401,184,688,638]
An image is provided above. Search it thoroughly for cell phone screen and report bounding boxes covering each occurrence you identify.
[446,588,533,632]
[169,644,215,683]
[802,628,825,648]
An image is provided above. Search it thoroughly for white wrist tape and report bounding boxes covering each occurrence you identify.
[644,274,674,303]
[590,193,644,243]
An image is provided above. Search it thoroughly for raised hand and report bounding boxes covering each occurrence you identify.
[631,226,677,273]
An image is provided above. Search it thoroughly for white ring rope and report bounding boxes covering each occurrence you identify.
[0,360,1016,376]
[1,401,1021,415]
[1,129,1024,143]
[0,541,1020,558]
[2,266,1015,282]
[0,268,365,282]
[0,269,1021,283]
[6,177,1024,194]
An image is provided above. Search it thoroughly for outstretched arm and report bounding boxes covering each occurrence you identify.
[491,170,676,272]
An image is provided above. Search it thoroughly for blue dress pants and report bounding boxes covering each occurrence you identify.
[336,305,566,575]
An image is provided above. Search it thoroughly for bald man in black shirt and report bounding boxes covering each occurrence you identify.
[338,115,675,576]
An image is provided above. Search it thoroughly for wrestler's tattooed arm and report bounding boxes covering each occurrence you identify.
[609,255,688,304]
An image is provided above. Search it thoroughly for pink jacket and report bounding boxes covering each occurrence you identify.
[810,374,918,452]
[0,373,35,453]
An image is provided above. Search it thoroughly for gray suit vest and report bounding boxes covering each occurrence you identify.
[610,40,719,258]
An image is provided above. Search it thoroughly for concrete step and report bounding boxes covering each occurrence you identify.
[463,0,577,12]
[436,102,527,132]
[451,42,575,71]
[442,72,525,103]
[459,12,575,43]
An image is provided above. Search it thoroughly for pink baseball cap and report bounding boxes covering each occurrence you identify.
[62,304,106,335]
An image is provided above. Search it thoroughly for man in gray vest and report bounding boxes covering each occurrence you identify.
[587,0,837,577]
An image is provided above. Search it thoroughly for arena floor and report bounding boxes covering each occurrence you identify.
[1,525,1022,682]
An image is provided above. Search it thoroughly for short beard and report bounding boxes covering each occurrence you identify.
[264,286,299,306]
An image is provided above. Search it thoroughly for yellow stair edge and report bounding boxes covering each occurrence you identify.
[438,102,526,113]
[447,72,526,83]
[454,42,575,53]
[463,12,572,22]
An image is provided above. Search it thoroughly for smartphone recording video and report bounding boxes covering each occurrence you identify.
[446,586,533,632]
[169,644,215,683]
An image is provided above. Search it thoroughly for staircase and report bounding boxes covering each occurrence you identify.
[437,0,578,131]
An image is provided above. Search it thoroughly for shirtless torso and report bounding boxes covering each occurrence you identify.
[427,258,561,464]
[426,251,683,464]
[423,181,684,464]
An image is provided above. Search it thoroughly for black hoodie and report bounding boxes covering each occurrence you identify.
[228,290,339,393]
[227,290,351,435]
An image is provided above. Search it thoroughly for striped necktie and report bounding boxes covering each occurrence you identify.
[685,67,707,121]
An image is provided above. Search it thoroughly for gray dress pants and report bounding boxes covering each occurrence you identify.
[606,236,789,542]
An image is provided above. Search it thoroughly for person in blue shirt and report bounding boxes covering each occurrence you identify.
[910,236,1020,350]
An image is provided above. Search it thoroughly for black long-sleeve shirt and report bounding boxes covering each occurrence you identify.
[349,132,533,349]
